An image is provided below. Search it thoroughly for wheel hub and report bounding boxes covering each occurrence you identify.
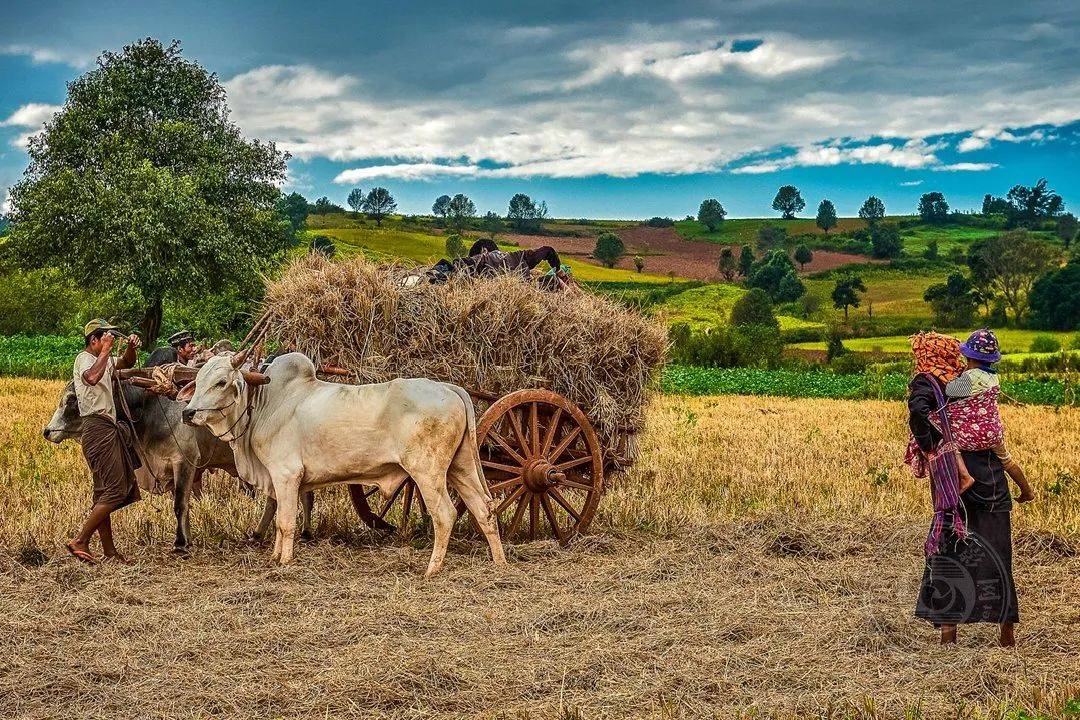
[522,459,565,492]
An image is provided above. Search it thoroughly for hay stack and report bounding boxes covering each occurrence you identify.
[260,255,668,459]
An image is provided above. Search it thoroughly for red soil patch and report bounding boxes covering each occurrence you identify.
[507,227,880,281]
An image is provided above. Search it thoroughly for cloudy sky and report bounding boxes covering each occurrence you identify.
[2,0,1078,218]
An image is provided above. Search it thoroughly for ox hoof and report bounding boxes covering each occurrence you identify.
[172,546,191,557]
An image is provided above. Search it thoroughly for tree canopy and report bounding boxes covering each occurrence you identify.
[918,192,950,223]
[718,247,737,281]
[697,198,726,231]
[507,193,547,232]
[446,193,476,232]
[729,287,779,330]
[432,194,451,221]
[923,273,977,327]
[1006,178,1064,227]
[831,274,867,321]
[858,196,885,225]
[794,244,813,269]
[869,223,902,258]
[747,250,805,302]
[771,185,805,219]
[347,187,365,213]
[974,230,1059,322]
[276,191,309,237]
[5,38,289,342]
[1029,260,1080,331]
[362,187,396,226]
[815,199,837,234]
[593,232,625,268]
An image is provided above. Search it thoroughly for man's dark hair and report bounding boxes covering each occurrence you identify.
[85,328,108,347]
[468,238,499,257]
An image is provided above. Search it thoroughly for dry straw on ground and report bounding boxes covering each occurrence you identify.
[2,380,1079,719]
[259,254,669,452]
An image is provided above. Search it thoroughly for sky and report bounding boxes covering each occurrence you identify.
[2,0,1079,219]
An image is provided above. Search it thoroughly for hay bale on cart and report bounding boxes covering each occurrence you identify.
[259,254,668,542]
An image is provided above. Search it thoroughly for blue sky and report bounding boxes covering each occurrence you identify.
[2,1,1079,219]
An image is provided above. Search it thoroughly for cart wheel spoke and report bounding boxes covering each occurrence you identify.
[378,480,407,519]
[506,409,530,456]
[400,482,414,534]
[481,459,522,475]
[558,477,594,491]
[488,476,523,494]
[548,426,582,463]
[487,429,527,466]
[529,494,539,541]
[540,407,563,457]
[540,493,566,544]
[529,401,540,456]
[548,486,582,522]
[496,484,527,514]
[507,493,530,537]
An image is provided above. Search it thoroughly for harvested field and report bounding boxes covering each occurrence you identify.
[511,227,877,280]
[2,379,1079,718]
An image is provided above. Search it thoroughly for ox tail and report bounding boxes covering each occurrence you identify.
[447,384,489,500]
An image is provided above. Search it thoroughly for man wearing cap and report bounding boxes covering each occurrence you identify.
[65,319,143,565]
[167,330,198,366]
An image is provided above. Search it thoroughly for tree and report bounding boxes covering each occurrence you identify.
[756,225,788,252]
[1029,261,1080,330]
[923,273,977,327]
[747,250,805,302]
[1056,213,1078,249]
[633,255,645,273]
[312,196,344,214]
[310,234,336,258]
[858,196,885,225]
[593,232,625,268]
[277,191,309,236]
[718,247,737,280]
[1006,178,1064,227]
[923,238,939,261]
[5,39,288,343]
[975,230,1060,322]
[432,194,451,223]
[507,193,547,232]
[870,223,902,258]
[738,245,754,278]
[918,192,950,223]
[729,287,779,330]
[446,193,476,232]
[815,199,837,234]
[481,210,503,239]
[967,239,997,318]
[362,187,396,226]
[772,185,805,219]
[347,187,365,214]
[831,273,867,321]
[794,244,813,269]
[982,194,1010,215]
[697,198,727,231]
[445,233,466,259]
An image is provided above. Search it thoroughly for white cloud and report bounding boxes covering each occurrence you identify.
[0,44,91,67]
[899,180,923,186]
[334,163,481,183]
[1,103,62,128]
[1,190,11,215]
[731,139,942,174]
[957,126,1047,152]
[933,162,998,172]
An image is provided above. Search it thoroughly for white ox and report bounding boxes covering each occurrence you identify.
[182,350,506,575]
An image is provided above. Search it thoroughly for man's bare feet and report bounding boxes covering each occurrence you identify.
[999,623,1016,647]
[940,625,957,644]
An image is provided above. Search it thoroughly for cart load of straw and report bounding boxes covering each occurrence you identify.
[259,254,668,463]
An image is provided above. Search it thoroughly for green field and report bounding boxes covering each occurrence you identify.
[654,283,823,332]
[674,217,869,245]
[801,267,948,326]
[791,329,1077,355]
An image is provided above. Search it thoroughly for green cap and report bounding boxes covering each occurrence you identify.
[83,318,119,338]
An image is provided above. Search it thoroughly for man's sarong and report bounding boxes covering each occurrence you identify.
[81,414,141,510]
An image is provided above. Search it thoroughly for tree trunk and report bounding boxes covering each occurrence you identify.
[139,297,163,347]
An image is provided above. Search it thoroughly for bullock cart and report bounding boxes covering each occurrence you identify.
[348,380,639,545]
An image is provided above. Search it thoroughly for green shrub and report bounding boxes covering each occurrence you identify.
[1030,335,1062,353]
[445,233,466,259]
[729,288,778,330]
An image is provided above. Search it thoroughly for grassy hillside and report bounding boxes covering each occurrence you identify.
[791,328,1077,355]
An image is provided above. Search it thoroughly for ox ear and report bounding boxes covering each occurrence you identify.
[241,370,271,386]
[231,348,250,368]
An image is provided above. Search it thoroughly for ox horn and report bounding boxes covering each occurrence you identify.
[241,370,271,386]
[231,347,250,368]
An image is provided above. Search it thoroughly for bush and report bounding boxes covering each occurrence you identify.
[825,326,848,362]
[668,323,782,368]
[756,225,788,252]
[731,324,783,368]
[445,233,466,259]
[593,232,626,268]
[747,250,805,302]
[0,269,89,335]
[1030,335,1062,353]
[310,234,336,257]
[729,288,778,330]
[829,351,868,375]
[644,216,675,228]
[870,224,902,258]
[1029,261,1080,331]
[923,273,977,327]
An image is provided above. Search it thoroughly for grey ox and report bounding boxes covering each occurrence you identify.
[182,350,507,575]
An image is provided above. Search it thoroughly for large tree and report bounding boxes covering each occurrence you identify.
[1029,261,1080,331]
[923,273,977,327]
[593,232,625,268]
[6,39,289,342]
[831,273,867,321]
[858,196,885,225]
[918,192,950,223]
[771,185,805,219]
[276,191,309,237]
[446,193,476,232]
[362,187,396,226]
[481,210,503,239]
[717,247,737,280]
[507,193,547,232]
[1006,178,1064,227]
[815,199,837,234]
[697,198,726,231]
[432,194,451,223]
[975,230,1060,322]
[1056,213,1078,249]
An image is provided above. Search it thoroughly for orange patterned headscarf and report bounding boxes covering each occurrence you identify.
[909,332,965,384]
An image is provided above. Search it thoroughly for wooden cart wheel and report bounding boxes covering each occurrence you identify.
[475,389,603,545]
[357,480,428,536]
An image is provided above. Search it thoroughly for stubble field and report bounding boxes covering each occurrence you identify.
[1,378,1079,719]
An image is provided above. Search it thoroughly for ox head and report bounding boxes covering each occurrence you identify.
[182,349,269,427]
[43,382,83,444]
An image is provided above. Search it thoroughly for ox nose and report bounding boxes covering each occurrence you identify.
[42,428,51,439]
[181,408,196,424]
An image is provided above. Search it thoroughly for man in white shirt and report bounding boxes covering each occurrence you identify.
[66,319,143,565]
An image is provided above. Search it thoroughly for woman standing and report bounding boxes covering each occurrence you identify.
[906,332,1021,646]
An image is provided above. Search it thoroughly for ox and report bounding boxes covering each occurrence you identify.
[182,351,506,575]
